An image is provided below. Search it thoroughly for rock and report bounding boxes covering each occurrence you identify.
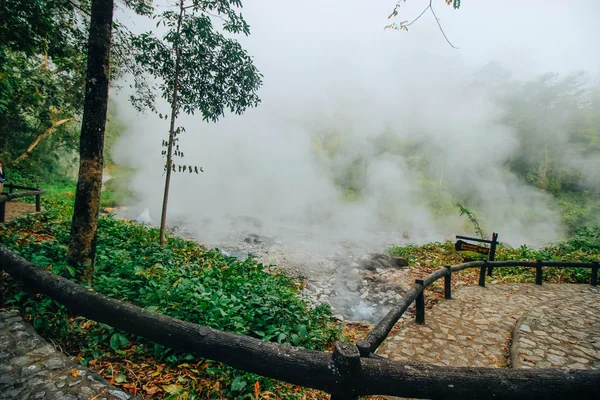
[519,324,531,333]
[243,234,263,244]
[359,253,409,271]
[345,281,359,292]
[44,358,65,370]
[21,364,40,377]
[547,353,567,365]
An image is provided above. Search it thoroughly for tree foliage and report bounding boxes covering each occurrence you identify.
[130,0,262,246]
[0,0,90,177]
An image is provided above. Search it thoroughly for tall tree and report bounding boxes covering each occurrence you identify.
[67,0,115,282]
[0,0,89,171]
[130,0,262,247]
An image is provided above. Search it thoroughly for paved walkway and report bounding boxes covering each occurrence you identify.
[377,283,600,370]
[0,310,139,400]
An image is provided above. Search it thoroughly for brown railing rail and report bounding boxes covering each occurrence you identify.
[0,184,45,223]
[0,246,599,399]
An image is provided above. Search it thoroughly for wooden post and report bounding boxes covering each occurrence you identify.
[0,270,4,307]
[0,199,5,224]
[330,342,360,400]
[444,265,452,299]
[487,232,498,276]
[535,260,543,285]
[415,279,425,324]
[35,190,41,212]
[479,261,487,287]
[592,261,598,287]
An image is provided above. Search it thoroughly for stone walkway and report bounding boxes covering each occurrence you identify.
[377,283,600,370]
[0,310,139,400]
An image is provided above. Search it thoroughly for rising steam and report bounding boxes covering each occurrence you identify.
[113,0,600,251]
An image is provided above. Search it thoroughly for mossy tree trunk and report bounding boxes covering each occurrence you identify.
[68,0,114,283]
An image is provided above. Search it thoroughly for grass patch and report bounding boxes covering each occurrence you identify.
[388,228,600,284]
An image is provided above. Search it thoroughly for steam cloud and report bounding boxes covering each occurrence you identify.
[113,0,600,250]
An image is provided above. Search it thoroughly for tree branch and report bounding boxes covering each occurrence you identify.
[429,1,459,49]
[388,0,459,49]
[14,118,79,164]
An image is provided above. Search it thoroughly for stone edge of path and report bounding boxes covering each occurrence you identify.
[0,309,142,400]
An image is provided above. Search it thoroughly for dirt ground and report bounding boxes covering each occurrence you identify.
[0,200,39,223]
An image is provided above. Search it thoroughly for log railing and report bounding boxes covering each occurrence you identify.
[0,245,599,399]
[0,184,45,223]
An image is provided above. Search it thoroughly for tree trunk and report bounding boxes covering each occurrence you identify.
[14,118,77,163]
[159,0,184,248]
[68,0,114,283]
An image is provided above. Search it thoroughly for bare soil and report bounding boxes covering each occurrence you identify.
[1,200,40,223]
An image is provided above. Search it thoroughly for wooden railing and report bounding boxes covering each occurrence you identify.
[0,246,599,399]
[0,184,45,223]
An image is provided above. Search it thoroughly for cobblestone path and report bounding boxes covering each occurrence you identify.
[377,283,600,370]
[0,310,139,400]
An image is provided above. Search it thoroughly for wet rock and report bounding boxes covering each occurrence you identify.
[243,234,264,244]
[360,253,409,271]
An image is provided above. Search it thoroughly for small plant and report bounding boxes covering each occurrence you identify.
[456,203,488,240]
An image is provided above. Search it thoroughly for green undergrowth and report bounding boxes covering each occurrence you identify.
[0,186,339,399]
[389,227,600,284]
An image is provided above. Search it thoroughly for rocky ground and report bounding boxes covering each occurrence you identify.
[113,206,451,323]
[171,220,420,323]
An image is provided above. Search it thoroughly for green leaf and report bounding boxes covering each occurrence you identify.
[299,325,307,339]
[163,384,183,394]
[110,333,123,351]
[115,372,127,383]
[230,376,247,392]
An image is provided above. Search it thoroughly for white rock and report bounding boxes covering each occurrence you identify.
[519,324,531,332]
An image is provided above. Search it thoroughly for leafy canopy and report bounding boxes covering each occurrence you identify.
[130,0,262,121]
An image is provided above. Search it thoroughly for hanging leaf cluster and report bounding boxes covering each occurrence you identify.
[129,0,263,122]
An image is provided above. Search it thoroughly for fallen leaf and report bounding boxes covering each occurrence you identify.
[71,369,79,377]
[254,381,261,398]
